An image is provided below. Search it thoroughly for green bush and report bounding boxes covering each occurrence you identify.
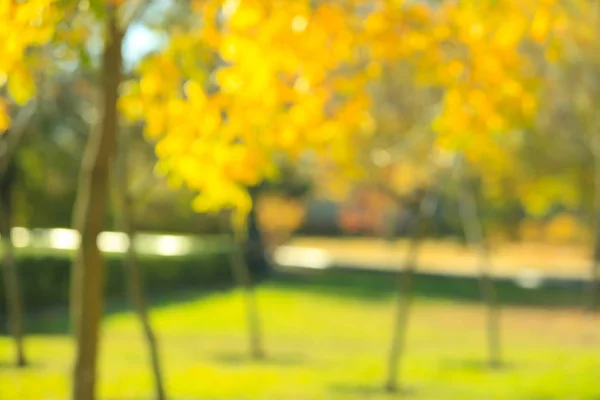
[0,251,233,314]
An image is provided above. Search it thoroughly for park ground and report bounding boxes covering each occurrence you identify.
[1,269,600,400]
[286,237,593,279]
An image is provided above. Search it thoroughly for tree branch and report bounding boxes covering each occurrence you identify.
[122,0,151,29]
[0,101,36,177]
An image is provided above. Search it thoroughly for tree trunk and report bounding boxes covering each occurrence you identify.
[458,176,501,368]
[71,9,122,400]
[234,239,265,359]
[246,187,269,277]
[113,130,166,400]
[587,136,600,311]
[385,191,437,392]
[222,215,265,360]
[0,160,26,366]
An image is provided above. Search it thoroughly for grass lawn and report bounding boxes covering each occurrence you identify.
[1,272,600,399]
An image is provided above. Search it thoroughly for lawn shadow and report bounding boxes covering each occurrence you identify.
[212,351,307,366]
[0,360,51,370]
[330,383,417,398]
[16,259,589,336]
[21,284,235,335]
[272,267,587,309]
[440,358,516,372]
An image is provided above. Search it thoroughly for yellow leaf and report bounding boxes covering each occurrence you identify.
[493,19,524,49]
[530,9,550,43]
[198,105,221,134]
[140,72,162,97]
[120,97,143,121]
[184,80,207,106]
[364,11,387,35]
[468,22,485,42]
[8,68,35,106]
[0,101,11,133]
[227,0,263,30]
[446,61,464,80]
[365,61,382,79]
[215,68,243,92]
[145,111,165,139]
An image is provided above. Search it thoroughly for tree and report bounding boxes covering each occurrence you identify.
[66,1,219,397]
[220,211,265,359]
[384,184,439,392]
[536,0,600,310]
[0,106,37,367]
[115,0,558,391]
[113,127,166,400]
[455,159,501,368]
[0,0,58,367]
[119,0,376,363]
[250,162,311,272]
[356,0,557,388]
[0,160,26,365]
[70,4,123,399]
[218,164,310,359]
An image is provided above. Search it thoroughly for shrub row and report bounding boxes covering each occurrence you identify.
[0,251,233,314]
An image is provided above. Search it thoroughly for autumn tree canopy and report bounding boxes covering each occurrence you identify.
[0,0,574,228]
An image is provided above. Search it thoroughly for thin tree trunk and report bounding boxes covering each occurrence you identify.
[113,130,166,400]
[385,191,437,392]
[0,101,35,368]
[71,9,122,400]
[234,239,265,359]
[246,187,269,277]
[223,216,265,360]
[0,103,36,176]
[457,176,501,368]
[588,258,599,311]
[587,135,600,311]
[0,161,26,366]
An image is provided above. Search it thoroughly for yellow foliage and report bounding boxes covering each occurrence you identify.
[531,9,552,43]
[346,0,558,193]
[122,0,377,233]
[117,0,580,232]
[518,177,580,216]
[0,100,11,132]
[544,213,588,244]
[0,0,58,132]
[7,67,36,106]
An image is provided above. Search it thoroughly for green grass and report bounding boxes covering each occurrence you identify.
[1,272,600,399]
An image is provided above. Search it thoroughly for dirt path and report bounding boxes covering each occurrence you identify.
[281,237,592,281]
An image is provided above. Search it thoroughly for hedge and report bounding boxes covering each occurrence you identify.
[0,250,233,315]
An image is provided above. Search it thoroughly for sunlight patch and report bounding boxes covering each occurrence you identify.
[97,232,130,253]
[274,246,332,269]
[48,228,80,250]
